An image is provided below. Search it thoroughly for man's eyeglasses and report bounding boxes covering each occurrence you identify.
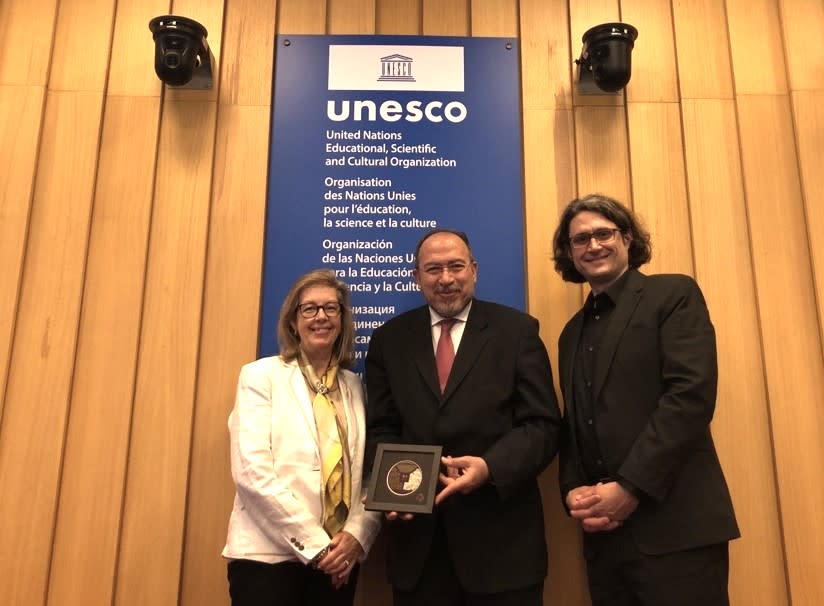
[297,302,342,318]
[422,261,471,277]
[569,228,622,249]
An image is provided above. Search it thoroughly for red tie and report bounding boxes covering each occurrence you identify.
[436,319,457,393]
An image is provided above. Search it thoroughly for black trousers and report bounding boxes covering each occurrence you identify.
[585,527,730,606]
[227,558,359,606]
[392,520,544,606]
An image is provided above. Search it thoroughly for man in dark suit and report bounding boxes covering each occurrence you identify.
[365,228,561,606]
[551,194,739,606]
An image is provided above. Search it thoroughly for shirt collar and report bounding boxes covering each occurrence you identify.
[428,299,472,327]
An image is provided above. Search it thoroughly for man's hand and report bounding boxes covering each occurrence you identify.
[568,481,639,532]
[384,511,414,521]
[435,455,490,505]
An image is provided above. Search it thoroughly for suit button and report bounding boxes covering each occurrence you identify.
[297,544,304,550]
[587,418,593,425]
[290,537,297,544]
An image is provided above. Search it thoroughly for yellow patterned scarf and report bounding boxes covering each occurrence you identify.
[299,351,351,536]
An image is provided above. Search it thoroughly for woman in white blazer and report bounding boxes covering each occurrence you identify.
[223,269,381,606]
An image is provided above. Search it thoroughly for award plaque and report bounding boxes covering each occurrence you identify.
[365,443,443,514]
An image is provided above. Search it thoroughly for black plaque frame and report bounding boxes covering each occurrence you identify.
[365,443,443,514]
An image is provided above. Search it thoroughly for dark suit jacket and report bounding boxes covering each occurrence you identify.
[365,299,561,593]
[558,269,739,556]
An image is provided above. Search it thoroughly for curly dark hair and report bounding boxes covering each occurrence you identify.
[552,194,652,283]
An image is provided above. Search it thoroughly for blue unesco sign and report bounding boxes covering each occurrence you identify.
[260,35,525,372]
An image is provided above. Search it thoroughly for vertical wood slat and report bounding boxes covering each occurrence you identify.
[113,99,219,606]
[622,0,679,103]
[377,0,422,34]
[0,89,105,606]
[627,103,693,276]
[725,0,786,95]
[328,0,377,33]
[0,85,45,422]
[681,98,788,606]
[671,0,733,100]
[779,0,824,92]
[573,106,631,202]
[278,0,327,35]
[791,91,824,358]
[0,0,59,426]
[112,0,225,601]
[45,96,161,606]
[0,1,59,85]
[0,0,115,603]
[423,0,470,35]
[737,95,824,606]
[520,0,572,111]
[179,1,277,605]
[45,2,167,603]
[470,0,518,36]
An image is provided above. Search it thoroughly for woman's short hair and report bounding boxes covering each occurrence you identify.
[277,269,357,368]
[552,194,652,283]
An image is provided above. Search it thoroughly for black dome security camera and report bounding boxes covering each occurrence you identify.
[576,23,638,94]
[149,15,214,88]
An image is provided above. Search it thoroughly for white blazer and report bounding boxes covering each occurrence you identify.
[222,356,381,564]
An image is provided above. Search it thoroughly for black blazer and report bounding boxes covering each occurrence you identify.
[366,299,561,593]
[558,270,739,555]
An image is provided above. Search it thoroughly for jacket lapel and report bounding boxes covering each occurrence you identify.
[561,310,584,421]
[441,301,489,404]
[410,306,442,399]
[287,360,321,452]
[592,270,645,403]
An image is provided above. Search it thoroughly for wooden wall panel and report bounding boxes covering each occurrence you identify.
[471,0,518,36]
[779,0,824,91]
[0,0,57,425]
[0,1,59,85]
[180,2,276,605]
[520,0,572,111]
[622,0,679,103]
[672,0,733,99]
[0,85,44,421]
[46,94,161,606]
[112,1,224,601]
[378,0,422,33]
[46,0,166,601]
[278,0,326,34]
[627,103,693,275]
[738,95,824,606]
[423,0,470,35]
[682,98,788,606]
[792,91,824,357]
[329,0,377,33]
[574,106,631,203]
[0,0,115,602]
[0,89,104,606]
[113,98,219,606]
[726,0,786,95]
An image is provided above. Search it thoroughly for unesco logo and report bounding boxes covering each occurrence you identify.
[378,53,416,82]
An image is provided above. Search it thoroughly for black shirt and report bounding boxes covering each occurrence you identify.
[572,270,632,483]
